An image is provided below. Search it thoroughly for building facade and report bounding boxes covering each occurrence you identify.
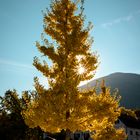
[116,112,140,140]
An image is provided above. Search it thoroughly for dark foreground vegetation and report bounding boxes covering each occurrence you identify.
[0,90,43,140]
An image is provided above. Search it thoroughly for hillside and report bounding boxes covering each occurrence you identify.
[81,72,140,109]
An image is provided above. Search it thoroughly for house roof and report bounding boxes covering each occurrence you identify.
[119,111,140,129]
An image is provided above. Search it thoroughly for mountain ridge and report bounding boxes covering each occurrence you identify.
[81,72,140,109]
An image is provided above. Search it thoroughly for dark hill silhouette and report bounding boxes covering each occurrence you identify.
[80,72,140,109]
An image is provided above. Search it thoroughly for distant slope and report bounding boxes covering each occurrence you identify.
[81,72,140,109]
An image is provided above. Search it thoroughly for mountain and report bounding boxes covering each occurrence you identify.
[80,72,140,109]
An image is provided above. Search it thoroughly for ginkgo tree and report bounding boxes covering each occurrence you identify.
[22,0,126,139]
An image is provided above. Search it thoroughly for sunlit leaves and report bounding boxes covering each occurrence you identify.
[22,0,126,139]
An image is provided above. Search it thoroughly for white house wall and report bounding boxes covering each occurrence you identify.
[126,127,140,140]
[115,119,140,140]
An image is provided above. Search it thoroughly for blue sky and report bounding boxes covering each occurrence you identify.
[0,0,140,96]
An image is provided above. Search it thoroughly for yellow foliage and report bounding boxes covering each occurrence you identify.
[22,0,126,139]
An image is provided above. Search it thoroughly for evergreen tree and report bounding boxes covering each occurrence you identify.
[22,0,126,139]
[0,90,43,140]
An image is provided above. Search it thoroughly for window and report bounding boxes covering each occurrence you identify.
[74,133,80,140]
[130,130,133,135]
[136,131,140,136]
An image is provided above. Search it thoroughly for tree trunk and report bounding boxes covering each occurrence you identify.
[65,129,71,140]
